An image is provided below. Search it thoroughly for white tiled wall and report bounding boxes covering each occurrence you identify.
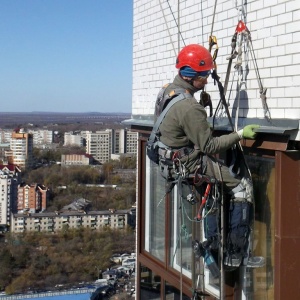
[132,0,300,122]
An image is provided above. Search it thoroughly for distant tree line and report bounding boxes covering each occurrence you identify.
[0,228,135,294]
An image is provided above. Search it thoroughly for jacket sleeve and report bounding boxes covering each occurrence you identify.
[181,104,240,154]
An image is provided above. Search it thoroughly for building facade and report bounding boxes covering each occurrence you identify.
[8,130,33,170]
[0,129,13,143]
[125,130,138,154]
[127,1,300,299]
[0,143,10,164]
[85,129,138,164]
[11,208,136,233]
[0,165,21,231]
[113,129,139,155]
[1,128,53,149]
[29,129,53,146]
[64,132,83,147]
[113,129,126,154]
[17,183,49,213]
[61,154,93,166]
[86,130,113,164]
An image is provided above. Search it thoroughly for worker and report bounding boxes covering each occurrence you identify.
[155,44,261,267]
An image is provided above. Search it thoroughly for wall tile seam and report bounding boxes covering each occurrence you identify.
[286,1,300,13]
[134,2,300,101]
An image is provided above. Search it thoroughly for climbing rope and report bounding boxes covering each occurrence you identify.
[159,0,177,57]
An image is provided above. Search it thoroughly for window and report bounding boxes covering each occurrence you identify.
[144,158,166,261]
[140,264,161,299]
[240,155,275,299]
[199,154,276,299]
[170,184,193,279]
[165,280,190,300]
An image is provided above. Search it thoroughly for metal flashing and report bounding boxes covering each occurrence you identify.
[123,116,299,136]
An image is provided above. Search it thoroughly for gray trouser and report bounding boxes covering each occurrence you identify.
[182,151,241,191]
[204,156,241,191]
[170,148,252,200]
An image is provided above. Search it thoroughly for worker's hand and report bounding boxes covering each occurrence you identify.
[200,91,211,107]
[242,124,260,139]
[200,91,212,117]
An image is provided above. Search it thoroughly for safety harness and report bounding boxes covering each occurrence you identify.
[147,87,193,167]
[147,86,208,206]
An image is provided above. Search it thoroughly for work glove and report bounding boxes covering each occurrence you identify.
[240,124,260,139]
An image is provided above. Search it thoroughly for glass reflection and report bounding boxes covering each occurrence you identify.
[140,264,161,300]
[165,281,190,299]
[243,156,275,299]
[145,158,166,261]
[170,183,193,279]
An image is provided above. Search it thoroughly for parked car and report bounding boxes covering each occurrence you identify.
[122,258,136,268]
[90,285,116,300]
[110,253,122,264]
[110,253,131,264]
[117,266,131,273]
[120,253,131,261]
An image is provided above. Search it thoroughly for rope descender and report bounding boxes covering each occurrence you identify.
[209,35,219,70]
[230,20,271,120]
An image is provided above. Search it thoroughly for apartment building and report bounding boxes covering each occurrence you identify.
[126,1,300,299]
[61,153,93,166]
[86,130,112,164]
[17,183,49,213]
[0,143,10,164]
[113,129,126,154]
[84,129,138,164]
[0,172,12,230]
[11,208,136,233]
[1,128,53,146]
[7,130,33,170]
[0,165,21,231]
[0,129,13,143]
[27,129,53,146]
[64,132,83,147]
[125,130,138,154]
[113,129,138,154]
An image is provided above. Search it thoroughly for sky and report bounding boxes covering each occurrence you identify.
[0,0,133,113]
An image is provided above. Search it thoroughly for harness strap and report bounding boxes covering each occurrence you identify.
[149,92,191,145]
[158,146,195,161]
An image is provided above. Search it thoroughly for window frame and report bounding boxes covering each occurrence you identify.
[137,137,193,298]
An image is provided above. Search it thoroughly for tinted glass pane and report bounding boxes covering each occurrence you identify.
[165,281,190,300]
[192,155,275,299]
[243,156,275,299]
[144,158,166,261]
[140,264,161,300]
[170,183,193,279]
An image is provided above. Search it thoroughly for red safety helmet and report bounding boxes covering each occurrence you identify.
[176,44,213,72]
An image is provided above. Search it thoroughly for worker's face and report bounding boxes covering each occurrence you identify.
[192,76,208,89]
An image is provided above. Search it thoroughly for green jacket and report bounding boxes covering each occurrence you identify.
[159,75,240,172]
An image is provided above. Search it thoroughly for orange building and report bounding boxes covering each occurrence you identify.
[17,183,49,213]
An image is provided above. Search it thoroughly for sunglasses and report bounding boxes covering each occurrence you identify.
[194,72,211,81]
